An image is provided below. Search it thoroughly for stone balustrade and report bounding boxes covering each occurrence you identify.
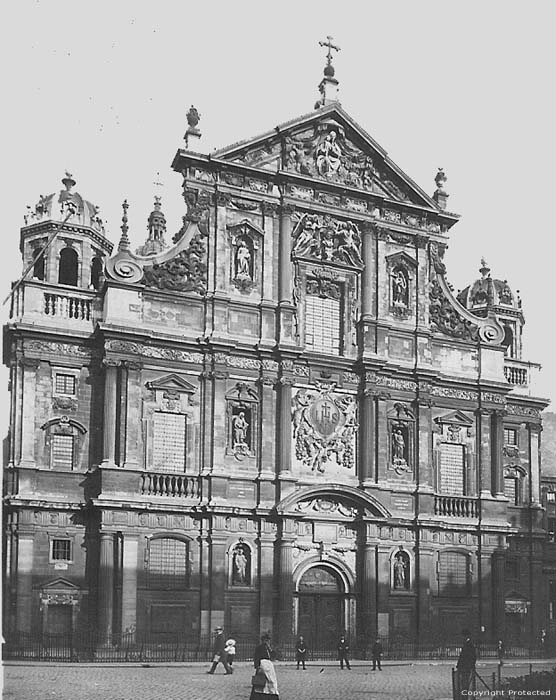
[140,472,199,499]
[44,291,92,320]
[434,495,478,518]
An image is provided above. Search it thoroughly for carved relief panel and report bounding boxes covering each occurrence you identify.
[291,383,357,476]
[292,213,363,267]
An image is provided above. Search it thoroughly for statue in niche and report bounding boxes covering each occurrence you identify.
[393,551,409,590]
[392,428,406,464]
[392,268,409,308]
[232,544,250,585]
[235,239,252,280]
[232,410,249,449]
[315,130,342,177]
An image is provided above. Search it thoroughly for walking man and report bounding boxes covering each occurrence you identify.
[337,635,351,670]
[456,630,476,697]
[371,638,383,671]
[207,626,233,674]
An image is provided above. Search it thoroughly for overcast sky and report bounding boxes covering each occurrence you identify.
[1,1,554,407]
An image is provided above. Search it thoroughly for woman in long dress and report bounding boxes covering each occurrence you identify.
[249,633,279,700]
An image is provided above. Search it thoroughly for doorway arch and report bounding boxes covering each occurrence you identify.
[294,559,352,651]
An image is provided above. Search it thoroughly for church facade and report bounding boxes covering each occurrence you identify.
[3,57,550,650]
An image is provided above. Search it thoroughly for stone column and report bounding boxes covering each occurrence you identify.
[360,223,374,320]
[101,360,119,467]
[122,361,142,469]
[199,523,211,636]
[376,545,391,639]
[276,524,295,644]
[477,409,492,496]
[98,531,115,642]
[278,204,294,304]
[359,390,375,483]
[15,533,34,631]
[376,392,390,483]
[258,526,276,635]
[415,393,433,490]
[120,535,138,633]
[359,524,377,641]
[491,550,505,640]
[278,378,293,474]
[528,424,541,504]
[492,411,505,496]
[19,358,40,467]
[209,529,228,630]
[416,546,434,642]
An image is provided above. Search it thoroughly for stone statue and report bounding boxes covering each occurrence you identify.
[336,221,363,266]
[233,546,248,583]
[232,411,249,448]
[315,130,342,177]
[392,428,406,463]
[186,106,200,129]
[235,240,251,279]
[394,555,407,589]
[392,270,408,307]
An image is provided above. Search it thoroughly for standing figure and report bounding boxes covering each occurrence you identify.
[233,546,248,584]
[456,630,476,697]
[232,411,249,448]
[250,633,279,700]
[371,638,383,671]
[497,639,504,665]
[315,130,342,177]
[225,638,236,667]
[540,628,546,655]
[235,240,252,279]
[207,626,233,675]
[337,635,351,670]
[296,635,307,670]
[393,555,406,589]
[392,429,406,463]
[392,269,408,307]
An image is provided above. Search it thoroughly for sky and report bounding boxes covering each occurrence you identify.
[1,1,555,406]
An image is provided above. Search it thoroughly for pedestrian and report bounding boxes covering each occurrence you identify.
[225,637,236,667]
[456,630,476,697]
[207,626,233,675]
[540,628,546,656]
[296,635,307,670]
[497,638,504,665]
[337,635,351,670]
[250,633,279,700]
[371,638,383,671]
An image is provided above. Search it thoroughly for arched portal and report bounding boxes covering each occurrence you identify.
[295,560,351,650]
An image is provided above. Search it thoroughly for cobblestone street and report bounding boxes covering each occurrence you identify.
[4,661,554,700]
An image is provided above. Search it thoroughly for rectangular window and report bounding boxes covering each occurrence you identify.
[439,443,465,495]
[55,374,76,395]
[51,538,72,562]
[504,428,518,446]
[51,434,74,470]
[547,492,556,503]
[548,517,556,543]
[153,412,186,473]
[148,538,188,589]
[305,293,342,354]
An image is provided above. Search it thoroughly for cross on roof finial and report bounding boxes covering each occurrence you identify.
[153,172,163,191]
[319,35,340,66]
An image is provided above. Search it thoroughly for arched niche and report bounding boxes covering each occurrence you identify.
[227,540,254,588]
[390,545,412,592]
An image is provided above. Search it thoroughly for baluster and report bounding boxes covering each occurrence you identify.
[165,475,171,496]
[176,476,183,497]
[170,476,176,496]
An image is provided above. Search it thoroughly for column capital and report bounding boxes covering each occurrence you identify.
[122,359,143,371]
[261,201,280,216]
[279,203,296,217]
[103,358,121,369]
[216,191,232,207]
[20,357,40,370]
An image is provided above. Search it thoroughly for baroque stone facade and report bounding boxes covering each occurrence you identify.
[3,73,551,650]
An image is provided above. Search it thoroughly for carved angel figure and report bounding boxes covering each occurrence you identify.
[292,215,320,258]
[336,221,363,266]
[315,130,342,177]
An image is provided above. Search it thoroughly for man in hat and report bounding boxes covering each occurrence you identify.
[207,626,233,674]
[456,629,476,696]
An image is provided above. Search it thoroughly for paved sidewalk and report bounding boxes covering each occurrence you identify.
[3,660,555,700]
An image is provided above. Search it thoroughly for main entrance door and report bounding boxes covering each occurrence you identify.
[297,566,344,650]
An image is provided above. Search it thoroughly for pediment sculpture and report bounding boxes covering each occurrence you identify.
[292,213,363,267]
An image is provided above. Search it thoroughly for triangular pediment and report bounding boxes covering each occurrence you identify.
[434,410,473,427]
[213,104,437,208]
[41,577,79,591]
[385,251,417,269]
[146,374,196,394]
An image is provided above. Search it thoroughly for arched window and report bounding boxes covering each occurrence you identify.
[58,247,78,286]
[41,416,87,471]
[147,537,189,589]
[504,466,526,505]
[90,256,103,290]
[502,324,515,358]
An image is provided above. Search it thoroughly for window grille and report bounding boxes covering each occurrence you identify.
[504,476,518,505]
[51,434,74,470]
[504,428,518,446]
[439,443,465,495]
[153,412,186,473]
[438,552,468,594]
[305,294,341,354]
[148,538,188,589]
[55,373,76,395]
[51,539,72,561]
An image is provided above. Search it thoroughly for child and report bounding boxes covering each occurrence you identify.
[296,635,307,670]
[225,638,236,667]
